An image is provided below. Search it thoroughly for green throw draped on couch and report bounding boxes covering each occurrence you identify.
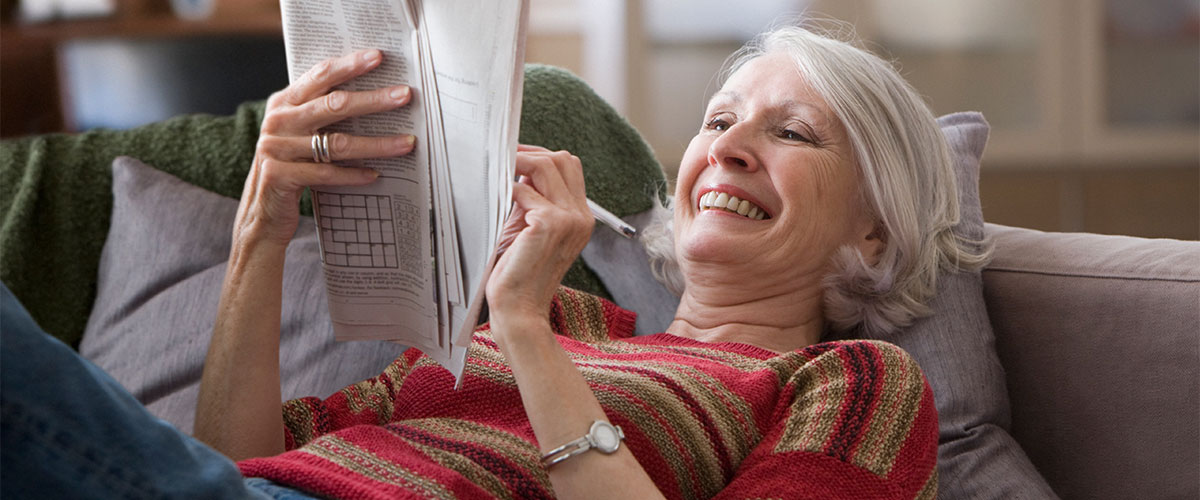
[0,65,665,348]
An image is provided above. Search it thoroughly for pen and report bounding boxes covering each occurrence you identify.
[587,198,638,239]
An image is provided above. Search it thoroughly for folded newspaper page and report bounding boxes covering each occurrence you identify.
[279,0,527,383]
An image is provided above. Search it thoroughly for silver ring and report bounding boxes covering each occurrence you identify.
[311,132,332,163]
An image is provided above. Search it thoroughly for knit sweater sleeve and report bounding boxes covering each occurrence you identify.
[713,340,939,500]
[275,287,633,451]
[279,351,421,450]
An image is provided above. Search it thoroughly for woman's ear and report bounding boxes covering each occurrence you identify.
[856,222,887,266]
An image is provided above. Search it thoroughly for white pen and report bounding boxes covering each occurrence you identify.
[587,198,638,239]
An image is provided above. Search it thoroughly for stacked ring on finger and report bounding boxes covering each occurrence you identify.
[311,132,332,163]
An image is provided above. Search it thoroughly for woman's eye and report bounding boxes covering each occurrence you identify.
[705,118,729,131]
[781,129,810,143]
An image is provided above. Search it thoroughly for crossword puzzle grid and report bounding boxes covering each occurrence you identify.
[317,193,398,268]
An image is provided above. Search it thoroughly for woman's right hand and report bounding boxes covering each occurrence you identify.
[235,48,416,247]
[199,49,416,461]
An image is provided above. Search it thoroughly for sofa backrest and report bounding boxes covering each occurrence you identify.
[982,222,1200,500]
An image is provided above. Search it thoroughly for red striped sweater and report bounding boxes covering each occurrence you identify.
[238,288,938,499]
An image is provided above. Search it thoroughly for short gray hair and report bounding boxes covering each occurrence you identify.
[643,22,990,337]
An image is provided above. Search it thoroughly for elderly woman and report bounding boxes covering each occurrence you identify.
[1,24,984,499]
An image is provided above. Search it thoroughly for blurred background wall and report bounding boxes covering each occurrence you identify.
[3,0,1197,239]
[525,0,1199,240]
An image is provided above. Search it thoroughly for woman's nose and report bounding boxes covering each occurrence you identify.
[707,126,758,172]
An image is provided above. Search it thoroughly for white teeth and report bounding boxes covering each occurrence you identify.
[725,196,741,211]
[697,190,767,220]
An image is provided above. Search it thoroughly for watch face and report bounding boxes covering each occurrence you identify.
[590,421,622,452]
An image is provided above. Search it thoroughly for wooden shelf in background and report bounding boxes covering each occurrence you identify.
[1,9,282,138]
[2,12,280,42]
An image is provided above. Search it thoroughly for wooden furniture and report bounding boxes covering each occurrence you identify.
[0,0,281,137]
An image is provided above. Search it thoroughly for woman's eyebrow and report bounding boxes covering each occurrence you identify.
[777,99,822,115]
[707,92,835,130]
[776,99,832,126]
[707,90,742,108]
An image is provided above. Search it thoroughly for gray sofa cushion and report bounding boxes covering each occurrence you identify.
[983,223,1200,500]
[583,112,1057,498]
[80,157,406,434]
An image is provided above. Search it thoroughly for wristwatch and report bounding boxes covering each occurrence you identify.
[540,420,625,468]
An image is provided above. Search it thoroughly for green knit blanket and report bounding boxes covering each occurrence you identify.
[0,64,664,348]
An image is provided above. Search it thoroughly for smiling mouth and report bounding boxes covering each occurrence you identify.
[698,190,768,220]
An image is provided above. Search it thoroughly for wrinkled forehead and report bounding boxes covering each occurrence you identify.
[711,52,840,127]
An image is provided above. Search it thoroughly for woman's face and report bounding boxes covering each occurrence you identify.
[673,51,879,286]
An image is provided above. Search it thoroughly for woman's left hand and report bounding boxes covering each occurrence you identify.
[485,147,665,500]
[485,145,593,331]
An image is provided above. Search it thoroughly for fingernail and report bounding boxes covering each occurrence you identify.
[404,135,416,146]
[362,50,381,63]
[390,85,410,100]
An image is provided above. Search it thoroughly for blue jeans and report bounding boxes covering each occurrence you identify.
[0,284,317,499]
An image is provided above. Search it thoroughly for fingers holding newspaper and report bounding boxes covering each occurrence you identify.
[238,49,415,246]
[486,146,594,332]
[199,49,420,460]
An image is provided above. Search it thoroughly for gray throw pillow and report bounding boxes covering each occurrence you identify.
[874,113,1057,499]
[581,112,1057,499]
[81,156,407,435]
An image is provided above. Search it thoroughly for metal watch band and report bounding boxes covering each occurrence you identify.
[540,420,625,468]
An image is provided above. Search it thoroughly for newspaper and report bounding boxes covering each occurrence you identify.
[279,0,528,384]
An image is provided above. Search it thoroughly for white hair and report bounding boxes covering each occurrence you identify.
[642,21,991,337]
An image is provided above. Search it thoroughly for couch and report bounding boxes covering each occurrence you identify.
[1,65,1196,499]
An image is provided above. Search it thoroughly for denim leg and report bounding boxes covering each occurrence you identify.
[0,284,270,500]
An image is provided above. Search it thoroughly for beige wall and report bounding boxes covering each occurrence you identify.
[525,33,584,76]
